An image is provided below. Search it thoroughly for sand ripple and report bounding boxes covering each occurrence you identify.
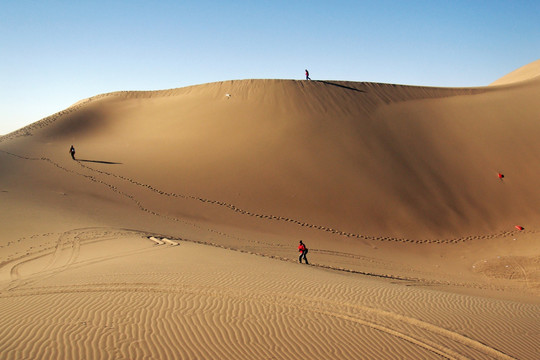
[0,230,536,359]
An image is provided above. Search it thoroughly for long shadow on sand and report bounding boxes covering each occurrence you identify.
[317,80,366,93]
[77,159,122,165]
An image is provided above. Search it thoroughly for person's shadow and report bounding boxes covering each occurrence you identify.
[317,80,366,93]
[78,159,122,165]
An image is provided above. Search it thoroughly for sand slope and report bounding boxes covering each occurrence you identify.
[0,229,538,359]
[3,79,540,241]
[490,59,540,86]
[1,61,539,359]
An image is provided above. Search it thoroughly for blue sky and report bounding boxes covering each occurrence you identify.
[1,0,539,135]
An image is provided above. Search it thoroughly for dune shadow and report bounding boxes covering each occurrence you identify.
[317,80,366,93]
[77,159,122,165]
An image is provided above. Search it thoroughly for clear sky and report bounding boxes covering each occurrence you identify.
[1,0,539,135]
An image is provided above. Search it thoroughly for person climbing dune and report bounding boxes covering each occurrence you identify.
[69,145,76,160]
[298,240,309,264]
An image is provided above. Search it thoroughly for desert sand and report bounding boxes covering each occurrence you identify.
[1,61,539,359]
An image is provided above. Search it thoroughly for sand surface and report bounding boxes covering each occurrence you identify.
[1,61,539,359]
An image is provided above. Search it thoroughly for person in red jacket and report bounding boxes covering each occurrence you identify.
[298,240,309,264]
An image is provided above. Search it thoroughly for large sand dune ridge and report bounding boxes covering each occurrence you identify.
[3,77,539,240]
[0,61,539,359]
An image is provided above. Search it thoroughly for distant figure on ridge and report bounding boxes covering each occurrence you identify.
[305,69,311,80]
[69,145,76,160]
[298,240,309,264]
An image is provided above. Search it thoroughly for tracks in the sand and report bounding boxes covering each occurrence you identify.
[0,149,525,245]
[0,225,531,359]
[0,228,164,292]
[73,159,522,244]
[0,228,523,360]
[0,226,421,293]
[2,149,536,294]
[1,224,512,299]
[0,274,518,360]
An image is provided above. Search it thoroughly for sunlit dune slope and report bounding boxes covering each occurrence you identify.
[490,59,540,86]
[2,74,540,241]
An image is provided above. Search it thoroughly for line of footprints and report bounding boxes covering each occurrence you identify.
[148,236,179,246]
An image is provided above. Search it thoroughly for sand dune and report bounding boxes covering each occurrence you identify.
[490,59,540,86]
[1,61,539,359]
